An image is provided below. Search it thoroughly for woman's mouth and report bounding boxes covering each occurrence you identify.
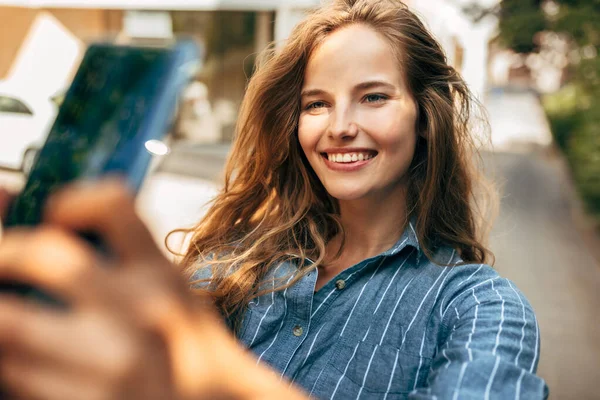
[320,150,378,171]
[320,151,378,163]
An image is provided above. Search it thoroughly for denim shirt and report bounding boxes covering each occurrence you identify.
[193,223,549,399]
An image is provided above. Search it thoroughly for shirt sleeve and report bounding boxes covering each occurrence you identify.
[409,271,549,400]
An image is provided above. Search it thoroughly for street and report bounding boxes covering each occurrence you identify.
[486,149,600,400]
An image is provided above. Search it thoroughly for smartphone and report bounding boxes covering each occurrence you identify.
[0,39,201,303]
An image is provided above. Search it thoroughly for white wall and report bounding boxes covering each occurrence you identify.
[412,0,499,100]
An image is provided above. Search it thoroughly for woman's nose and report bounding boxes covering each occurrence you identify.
[327,107,358,140]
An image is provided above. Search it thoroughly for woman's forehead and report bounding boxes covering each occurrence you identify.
[303,24,404,91]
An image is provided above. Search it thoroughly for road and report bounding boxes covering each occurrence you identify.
[0,138,598,399]
[485,149,600,400]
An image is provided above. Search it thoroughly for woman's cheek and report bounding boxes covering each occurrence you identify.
[298,115,325,149]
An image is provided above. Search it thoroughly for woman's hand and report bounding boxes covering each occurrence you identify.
[0,180,308,400]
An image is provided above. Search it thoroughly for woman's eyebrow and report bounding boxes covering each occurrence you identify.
[353,80,397,92]
[300,88,327,98]
[301,80,397,98]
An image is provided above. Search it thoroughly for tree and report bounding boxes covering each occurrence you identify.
[499,0,600,218]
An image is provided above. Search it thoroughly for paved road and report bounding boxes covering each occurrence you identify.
[485,149,600,400]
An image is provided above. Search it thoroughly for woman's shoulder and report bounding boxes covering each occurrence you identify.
[425,247,536,320]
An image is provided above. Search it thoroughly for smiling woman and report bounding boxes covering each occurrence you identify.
[0,0,548,399]
[180,0,549,398]
[299,24,418,208]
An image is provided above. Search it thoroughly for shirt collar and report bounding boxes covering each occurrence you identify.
[300,217,421,266]
[380,217,421,258]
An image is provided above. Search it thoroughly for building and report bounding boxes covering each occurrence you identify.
[0,0,500,141]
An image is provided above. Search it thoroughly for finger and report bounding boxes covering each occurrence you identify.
[0,296,142,381]
[1,356,109,400]
[44,178,164,263]
[0,228,101,304]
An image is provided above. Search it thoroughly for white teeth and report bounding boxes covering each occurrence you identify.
[326,152,375,163]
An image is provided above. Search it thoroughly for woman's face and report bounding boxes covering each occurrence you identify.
[298,24,418,203]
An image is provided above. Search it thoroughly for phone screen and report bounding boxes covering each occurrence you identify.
[6,45,173,227]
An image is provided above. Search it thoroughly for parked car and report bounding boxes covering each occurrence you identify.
[0,81,57,171]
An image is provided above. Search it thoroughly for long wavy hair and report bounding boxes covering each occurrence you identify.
[174,0,497,325]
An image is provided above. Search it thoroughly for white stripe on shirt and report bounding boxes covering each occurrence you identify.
[356,344,378,399]
[515,369,525,400]
[440,263,484,317]
[383,349,400,400]
[465,287,481,361]
[491,280,505,355]
[485,356,501,400]
[256,274,295,363]
[452,362,468,400]
[413,330,428,390]
[249,263,284,346]
[379,275,418,345]
[530,314,540,373]
[443,277,499,319]
[402,267,450,346]
[507,280,526,365]
[330,341,361,399]
[311,286,337,319]
[373,252,413,315]
[311,259,376,319]
[289,325,324,382]
[340,257,387,337]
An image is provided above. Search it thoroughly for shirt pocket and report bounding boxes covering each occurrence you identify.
[325,338,432,396]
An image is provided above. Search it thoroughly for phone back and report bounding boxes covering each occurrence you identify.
[5,40,201,227]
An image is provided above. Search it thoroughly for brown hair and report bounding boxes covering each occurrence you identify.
[174,0,497,324]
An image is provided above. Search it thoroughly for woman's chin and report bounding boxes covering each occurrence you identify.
[324,186,371,202]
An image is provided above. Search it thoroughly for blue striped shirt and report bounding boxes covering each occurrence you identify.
[194,223,549,399]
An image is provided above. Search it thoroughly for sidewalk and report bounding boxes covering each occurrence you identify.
[484,87,554,152]
[484,86,600,399]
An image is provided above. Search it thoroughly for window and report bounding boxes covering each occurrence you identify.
[0,96,33,115]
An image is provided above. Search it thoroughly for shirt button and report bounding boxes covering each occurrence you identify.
[292,325,303,337]
[335,279,346,290]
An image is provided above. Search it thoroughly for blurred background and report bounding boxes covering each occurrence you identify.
[0,0,597,398]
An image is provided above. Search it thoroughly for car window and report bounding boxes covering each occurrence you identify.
[0,95,33,115]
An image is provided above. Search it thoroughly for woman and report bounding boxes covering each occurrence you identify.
[0,0,548,398]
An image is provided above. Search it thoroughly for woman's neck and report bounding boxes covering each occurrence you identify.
[326,193,408,265]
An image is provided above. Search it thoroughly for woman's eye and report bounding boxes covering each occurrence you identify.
[364,94,387,103]
[306,101,327,110]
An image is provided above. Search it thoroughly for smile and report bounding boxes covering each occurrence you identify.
[321,151,378,163]
[319,150,377,172]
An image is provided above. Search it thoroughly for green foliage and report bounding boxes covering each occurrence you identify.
[499,0,546,53]
[569,115,600,216]
[544,84,600,218]
[542,84,583,150]
[500,0,600,220]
